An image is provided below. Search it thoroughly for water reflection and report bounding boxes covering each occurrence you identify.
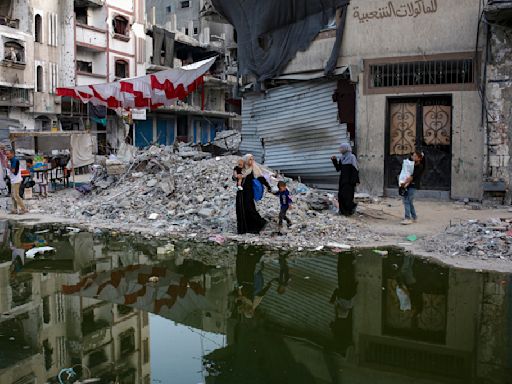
[0,221,510,384]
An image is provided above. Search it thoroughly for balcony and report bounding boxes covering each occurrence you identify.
[76,23,107,51]
[0,87,31,107]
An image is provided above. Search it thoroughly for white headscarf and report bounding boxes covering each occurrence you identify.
[242,154,263,178]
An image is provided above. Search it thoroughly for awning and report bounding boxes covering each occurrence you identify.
[56,57,216,111]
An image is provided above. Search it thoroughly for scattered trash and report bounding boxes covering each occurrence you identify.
[157,244,175,255]
[406,234,417,242]
[148,276,160,283]
[148,213,159,220]
[326,242,351,250]
[9,337,15,341]
[34,229,50,234]
[66,227,81,233]
[423,218,512,260]
[208,235,226,245]
[25,246,56,259]
[315,245,324,251]
[373,250,388,256]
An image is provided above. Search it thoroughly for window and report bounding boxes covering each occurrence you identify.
[166,6,172,13]
[50,62,58,93]
[3,41,24,63]
[119,329,135,355]
[366,56,476,94]
[180,1,190,8]
[35,14,42,43]
[89,349,107,368]
[193,27,198,35]
[48,13,58,46]
[117,304,133,316]
[115,60,128,79]
[77,60,92,73]
[185,28,189,35]
[75,7,87,25]
[36,65,43,92]
[43,296,51,324]
[43,339,53,371]
[113,15,129,36]
[143,339,149,363]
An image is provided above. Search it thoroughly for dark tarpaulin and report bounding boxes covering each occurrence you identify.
[212,0,348,82]
[152,26,175,68]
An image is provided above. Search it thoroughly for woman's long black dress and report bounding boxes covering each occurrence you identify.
[332,158,360,216]
[236,171,270,234]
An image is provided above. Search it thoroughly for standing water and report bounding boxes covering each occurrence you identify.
[0,220,510,384]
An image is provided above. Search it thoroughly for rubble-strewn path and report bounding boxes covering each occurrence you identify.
[3,146,511,272]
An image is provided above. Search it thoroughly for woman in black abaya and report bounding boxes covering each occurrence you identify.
[236,154,271,234]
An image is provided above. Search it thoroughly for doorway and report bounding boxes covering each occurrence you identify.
[385,96,452,192]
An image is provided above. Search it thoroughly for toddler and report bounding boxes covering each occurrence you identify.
[232,159,244,191]
[274,181,292,233]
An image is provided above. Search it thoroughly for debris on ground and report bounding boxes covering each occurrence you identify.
[423,218,512,259]
[35,145,380,249]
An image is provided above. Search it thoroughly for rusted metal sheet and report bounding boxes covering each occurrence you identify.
[241,80,348,188]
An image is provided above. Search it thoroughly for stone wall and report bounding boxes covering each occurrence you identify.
[486,25,512,203]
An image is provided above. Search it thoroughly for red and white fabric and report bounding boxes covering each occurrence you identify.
[57,57,215,110]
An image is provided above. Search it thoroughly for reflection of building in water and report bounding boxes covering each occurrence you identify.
[0,223,152,384]
[218,249,511,383]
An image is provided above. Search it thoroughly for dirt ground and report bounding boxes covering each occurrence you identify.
[1,195,511,273]
[356,198,512,271]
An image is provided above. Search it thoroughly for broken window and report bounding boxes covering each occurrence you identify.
[75,7,88,25]
[115,60,128,78]
[181,1,190,8]
[76,60,92,73]
[113,15,129,36]
[3,40,24,63]
[35,14,42,43]
[36,65,43,92]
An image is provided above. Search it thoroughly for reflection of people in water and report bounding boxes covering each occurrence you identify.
[276,253,290,294]
[329,253,357,354]
[391,255,423,327]
[9,227,26,279]
[234,247,274,319]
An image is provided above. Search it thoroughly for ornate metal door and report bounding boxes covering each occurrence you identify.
[385,97,452,191]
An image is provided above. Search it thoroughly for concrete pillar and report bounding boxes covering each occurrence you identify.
[58,0,75,87]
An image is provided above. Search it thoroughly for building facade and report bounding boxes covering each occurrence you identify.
[137,0,240,148]
[234,0,498,201]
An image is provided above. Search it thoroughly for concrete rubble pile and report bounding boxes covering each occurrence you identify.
[423,218,512,259]
[38,145,379,248]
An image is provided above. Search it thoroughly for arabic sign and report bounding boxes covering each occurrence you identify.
[353,0,438,23]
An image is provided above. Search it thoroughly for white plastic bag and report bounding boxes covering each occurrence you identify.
[398,159,414,186]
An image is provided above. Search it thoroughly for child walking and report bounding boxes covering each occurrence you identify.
[274,181,292,233]
[232,159,244,191]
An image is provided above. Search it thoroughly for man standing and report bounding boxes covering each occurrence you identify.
[6,149,26,214]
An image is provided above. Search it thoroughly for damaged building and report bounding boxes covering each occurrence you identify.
[210,0,510,201]
[135,0,241,148]
[483,1,512,203]
[64,0,147,154]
